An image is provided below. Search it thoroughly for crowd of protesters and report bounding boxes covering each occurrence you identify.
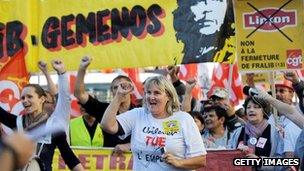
[0,58,304,170]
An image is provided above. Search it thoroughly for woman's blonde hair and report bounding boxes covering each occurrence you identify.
[143,75,180,115]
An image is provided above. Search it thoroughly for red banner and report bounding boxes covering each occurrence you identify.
[53,148,250,171]
[198,150,251,171]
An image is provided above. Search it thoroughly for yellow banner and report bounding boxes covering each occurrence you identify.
[0,0,34,72]
[0,0,236,72]
[241,72,269,84]
[52,148,133,171]
[234,0,304,72]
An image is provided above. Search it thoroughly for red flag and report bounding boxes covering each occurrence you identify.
[0,50,29,114]
[121,68,144,106]
[68,73,81,118]
[0,50,29,134]
[209,63,243,106]
[179,64,202,100]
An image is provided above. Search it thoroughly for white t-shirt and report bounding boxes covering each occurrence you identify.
[269,115,301,156]
[117,107,207,171]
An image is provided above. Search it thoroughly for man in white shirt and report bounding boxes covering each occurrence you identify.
[269,80,301,158]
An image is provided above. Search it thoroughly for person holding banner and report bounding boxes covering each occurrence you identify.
[101,75,206,170]
[0,60,83,171]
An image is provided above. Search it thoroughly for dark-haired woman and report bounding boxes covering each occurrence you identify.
[0,60,83,171]
[235,96,278,157]
[229,96,279,170]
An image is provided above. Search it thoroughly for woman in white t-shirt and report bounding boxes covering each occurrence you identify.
[101,75,207,171]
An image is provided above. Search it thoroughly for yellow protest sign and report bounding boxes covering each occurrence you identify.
[0,0,34,72]
[1,0,237,72]
[234,0,304,72]
[52,147,133,171]
[241,72,269,84]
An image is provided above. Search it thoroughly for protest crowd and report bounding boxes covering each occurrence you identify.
[0,57,303,171]
[1,0,304,171]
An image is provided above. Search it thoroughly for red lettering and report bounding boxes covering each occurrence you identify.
[93,154,108,169]
[127,156,133,169]
[145,136,166,147]
[110,155,127,170]
[158,137,166,147]
[78,154,90,169]
[0,21,27,59]
[146,136,153,145]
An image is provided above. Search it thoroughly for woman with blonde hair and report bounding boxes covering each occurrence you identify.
[101,75,206,170]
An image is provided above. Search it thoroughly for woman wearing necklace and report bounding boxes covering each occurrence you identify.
[0,60,83,171]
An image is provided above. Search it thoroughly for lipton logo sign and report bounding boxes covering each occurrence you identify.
[243,8,296,32]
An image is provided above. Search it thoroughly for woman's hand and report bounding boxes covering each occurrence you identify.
[237,142,254,155]
[245,153,259,158]
[163,152,182,168]
[38,61,48,74]
[114,82,134,102]
[51,59,66,75]
[112,143,131,156]
[79,56,92,70]
[185,78,196,93]
[163,152,206,169]
[167,66,179,83]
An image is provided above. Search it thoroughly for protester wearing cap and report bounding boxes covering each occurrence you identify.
[268,77,301,159]
[275,79,294,105]
[281,71,304,168]
[207,87,245,131]
[250,84,304,170]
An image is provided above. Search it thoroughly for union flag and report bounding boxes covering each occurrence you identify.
[0,50,29,135]
[179,63,202,100]
[209,63,243,106]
